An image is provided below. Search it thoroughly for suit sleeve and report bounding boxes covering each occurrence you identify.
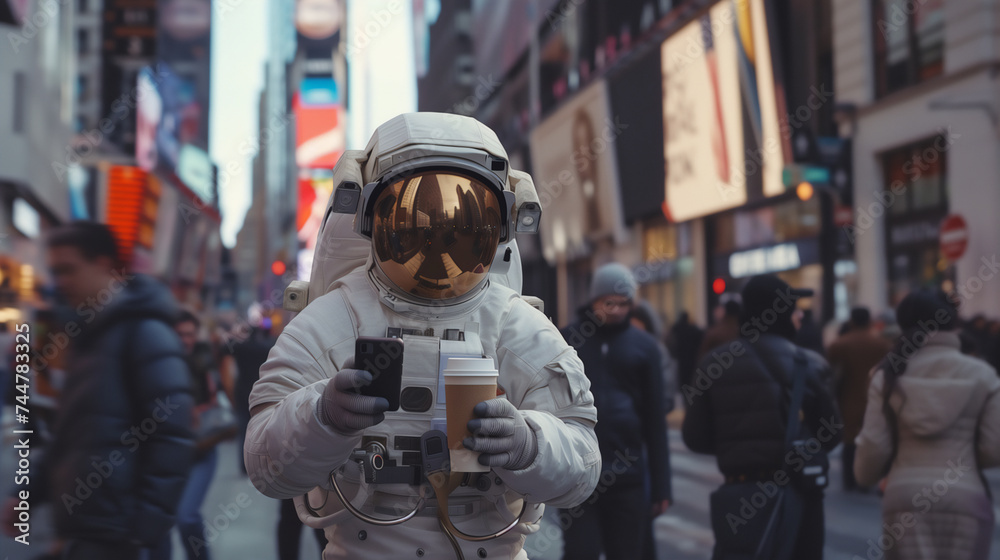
[244,293,361,500]
[130,319,196,543]
[681,354,716,455]
[642,342,672,501]
[854,370,893,487]
[494,299,601,508]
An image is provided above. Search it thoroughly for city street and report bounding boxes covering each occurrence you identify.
[525,430,1000,560]
[5,417,998,560]
[3,0,1000,558]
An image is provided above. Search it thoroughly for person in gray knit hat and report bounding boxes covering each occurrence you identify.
[589,262,638,302]
[559,263,672,560]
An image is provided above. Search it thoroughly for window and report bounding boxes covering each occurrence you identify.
[77,75,89,102]
[880,136,951,304]
[77,29,89,54]
[872,0,944,97]
[13,72,25,133]
[880,136,949,216]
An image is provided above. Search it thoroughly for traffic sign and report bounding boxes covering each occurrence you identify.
[939,214,969,261]
[782,164,830,188]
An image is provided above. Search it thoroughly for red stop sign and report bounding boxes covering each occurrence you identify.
[939,214,969,261]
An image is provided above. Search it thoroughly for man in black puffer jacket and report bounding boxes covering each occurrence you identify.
[28,223,194,559]
[559,263,671,560]
[682,275,841,559]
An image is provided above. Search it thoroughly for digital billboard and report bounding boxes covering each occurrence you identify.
[157,0,212,152]
[294,78,346,169]
[296,174,335,281]
[661,0,788,222]
[136,64,205,174]
[529,80,626,263]
[100,0,158,153]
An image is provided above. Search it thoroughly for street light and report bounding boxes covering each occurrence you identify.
[796,182,815,201]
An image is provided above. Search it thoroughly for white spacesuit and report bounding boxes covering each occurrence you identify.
[245,113,601,559]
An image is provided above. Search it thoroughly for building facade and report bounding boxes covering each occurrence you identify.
[833,0,1000,317]
[446,0,839,330]
[0,1,77,324]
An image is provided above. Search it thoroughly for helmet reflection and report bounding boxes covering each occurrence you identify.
[372,171,502,300]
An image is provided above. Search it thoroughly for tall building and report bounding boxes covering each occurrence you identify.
[416,0,474,113]
[0,1,77,322]
[74,0,104,132]
[265,0,298,282]
[833,0,1000,317]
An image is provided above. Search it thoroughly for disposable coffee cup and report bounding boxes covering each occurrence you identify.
[444,357,498,473]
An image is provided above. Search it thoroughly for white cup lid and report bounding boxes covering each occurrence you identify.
[443,357,497,376]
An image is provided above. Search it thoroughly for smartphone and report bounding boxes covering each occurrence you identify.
[354,336,404,411]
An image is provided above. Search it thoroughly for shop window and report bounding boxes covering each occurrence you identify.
[734,207,776,250]
[880,135,951,304]
[712,213,736,255]
[643,218,678,262]
[872,0,944,98]
[880,136,948,215]
[773,197,820,241]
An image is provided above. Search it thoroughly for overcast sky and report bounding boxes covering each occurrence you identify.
[210,1,268,248]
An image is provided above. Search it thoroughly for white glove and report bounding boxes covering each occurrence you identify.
[464,398,539,471]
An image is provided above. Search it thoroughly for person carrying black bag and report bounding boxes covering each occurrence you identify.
[682,275,842,559]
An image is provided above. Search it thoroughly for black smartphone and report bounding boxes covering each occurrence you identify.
[354,336,404,411]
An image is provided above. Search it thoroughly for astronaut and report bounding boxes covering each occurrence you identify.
[244,113,601,559]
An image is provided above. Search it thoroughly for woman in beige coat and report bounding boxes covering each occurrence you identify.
[855,290,1000,560]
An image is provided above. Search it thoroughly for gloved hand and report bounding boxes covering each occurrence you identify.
[317,357,390,435]
[463,398,538,471]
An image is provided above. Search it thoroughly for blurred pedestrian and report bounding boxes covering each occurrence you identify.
[874,310,901,344]
[630,299,678,560]
[698,299,742,361]
[1,222,194,559]
[151,309,236,560]
[826,307,890,492]
[220,321,276,473]
[794,308,825,356]
[631,300,678,414]
[683,274,841,560]
[854,290,1000,560]
[277,498,328,560]
[668,311,703,398]
[964,314,990,357]
[987,320,1000,373]
[560,264,671,560]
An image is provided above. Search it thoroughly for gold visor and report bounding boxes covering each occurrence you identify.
[372,171,503,300]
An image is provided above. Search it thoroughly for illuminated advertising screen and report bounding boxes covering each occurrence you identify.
[296,174,335,281]
[294,78,346,169]
[136,64,204,175]
[529,80,625,263]
[157,0,212,153]
[661,0,788,222]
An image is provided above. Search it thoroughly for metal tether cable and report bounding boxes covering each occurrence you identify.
[327,467,527,560]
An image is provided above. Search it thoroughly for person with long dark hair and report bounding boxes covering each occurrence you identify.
[855,290,1000,560]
